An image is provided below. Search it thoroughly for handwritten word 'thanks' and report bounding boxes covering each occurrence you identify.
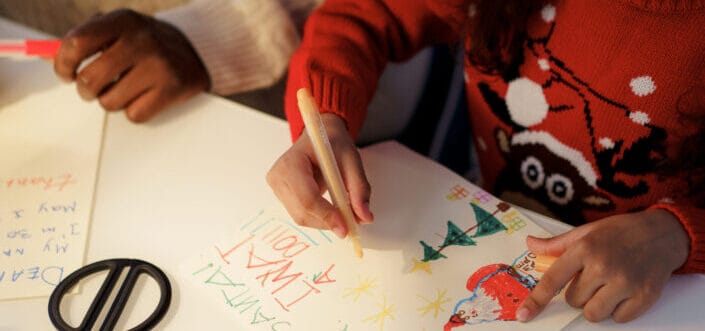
[3,174,77,192]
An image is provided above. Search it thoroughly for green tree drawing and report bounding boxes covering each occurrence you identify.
[420,240,447,262]
[470,203,507,238]
[442,221,477,247]
[418,202,510,262]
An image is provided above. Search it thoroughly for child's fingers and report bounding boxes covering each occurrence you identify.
[65,9,133,43]
[581,284,630,322]
[54,42,94,82]
[75,38,135,101]
[123,87,172,123]
[611,294,658,323]
[274,172,345,235]
[526,222,594,256]
[55,12,126,81]
[315,113,372,224]
[300,196,347,238]
[278,179,348,237]
[97,63,151,112]
[266,147,348,236]
[563,271,604,308]
[517,250,583,322]
[337,147,373,224]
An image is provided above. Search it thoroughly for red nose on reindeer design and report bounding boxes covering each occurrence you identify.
[445,264,535,330]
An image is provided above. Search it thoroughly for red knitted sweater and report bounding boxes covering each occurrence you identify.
[284,0,705,273]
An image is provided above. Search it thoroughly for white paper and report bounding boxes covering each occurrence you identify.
[0,84,105,300]
[180,142,580,330]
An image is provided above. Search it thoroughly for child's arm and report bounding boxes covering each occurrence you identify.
[268,0,470,232]
[285,0,469,141]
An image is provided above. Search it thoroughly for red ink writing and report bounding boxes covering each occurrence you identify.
[313,264,336,285]
[3,174,77,192]
[216,234,254,264]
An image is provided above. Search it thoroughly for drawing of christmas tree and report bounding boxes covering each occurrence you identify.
[469,203,507,238]
[420,240,447,262]
[417,203,510,262]
[442,221,477,247]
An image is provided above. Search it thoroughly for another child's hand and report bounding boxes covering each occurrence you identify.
[518,209,689,323]
[266,113,374,238]
[54,9,209,122]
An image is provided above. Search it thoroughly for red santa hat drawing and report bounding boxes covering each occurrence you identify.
[444,264,536,330]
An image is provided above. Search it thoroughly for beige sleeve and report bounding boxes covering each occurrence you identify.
[156,0,300,95]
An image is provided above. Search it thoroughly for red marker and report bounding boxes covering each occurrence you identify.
[0,39,62,58]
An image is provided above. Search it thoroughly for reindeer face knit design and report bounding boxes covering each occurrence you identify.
[463,1,705,227]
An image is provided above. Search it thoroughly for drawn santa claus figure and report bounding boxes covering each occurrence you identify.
[444,264,537,330]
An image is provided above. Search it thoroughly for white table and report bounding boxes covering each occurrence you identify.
[1,17,704,331]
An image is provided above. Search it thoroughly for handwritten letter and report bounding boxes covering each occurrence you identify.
[0,85,104,300]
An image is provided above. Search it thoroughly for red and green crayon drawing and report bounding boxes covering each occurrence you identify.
[444,253,539,330]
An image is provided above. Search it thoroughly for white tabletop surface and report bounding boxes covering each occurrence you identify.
[1,17,704,331]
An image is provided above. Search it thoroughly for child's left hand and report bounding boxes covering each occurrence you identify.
[54,9,209,123]
[517,209,689,323]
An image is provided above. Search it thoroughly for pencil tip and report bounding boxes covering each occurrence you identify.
[353,240,363,258]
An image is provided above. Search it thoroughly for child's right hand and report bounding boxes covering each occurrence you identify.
[266,113,374,238]
[54,9,209,122]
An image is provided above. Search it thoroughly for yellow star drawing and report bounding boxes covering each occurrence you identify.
[363,295,396,331]
[416,289,451,318]
[410,258,433,274]
[342,276,377,302]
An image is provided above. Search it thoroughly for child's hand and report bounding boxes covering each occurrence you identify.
[266,113,374,238]
[518,209,689,323]
[54,9,209,122]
